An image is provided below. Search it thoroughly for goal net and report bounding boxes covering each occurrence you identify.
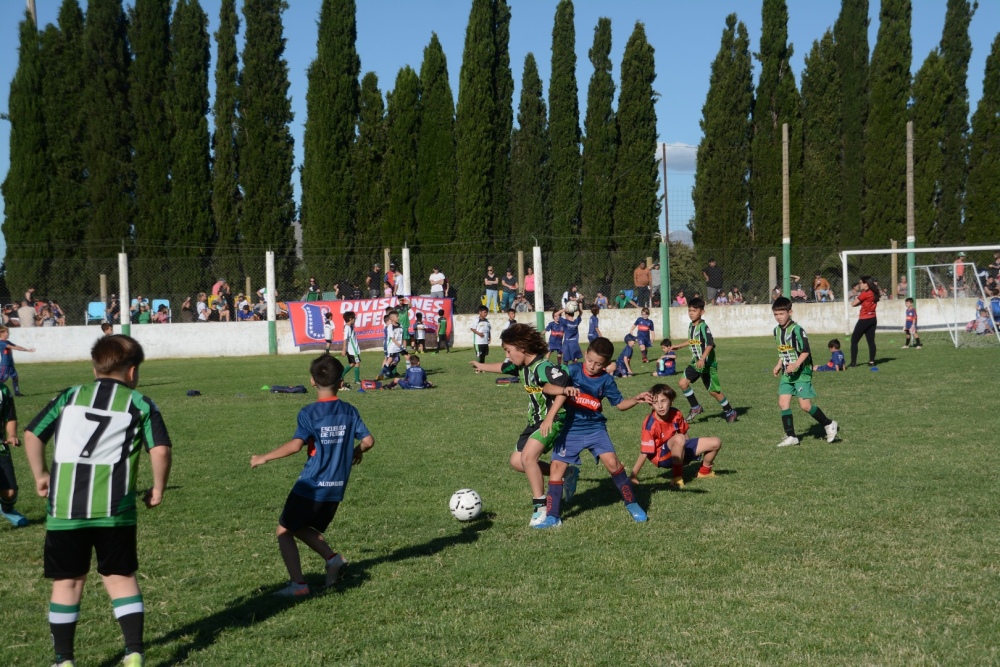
[915,263,1000,348]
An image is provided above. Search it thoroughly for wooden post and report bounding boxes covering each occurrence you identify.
[517,250,525,298]
[891,239,898,297]
[769,256,778,298]
[100,274,108,305]
[246,276,252,300]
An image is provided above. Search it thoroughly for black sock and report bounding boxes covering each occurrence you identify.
[49,602,79,662]
[904,334,910,346]
[683,389,699,408]
[113,596,145,656]
[808,405,832,427]
[781,409,795,437]
[12,377,20,394]
[914,336,921,346]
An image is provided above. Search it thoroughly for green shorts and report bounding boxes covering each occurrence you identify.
[778,373,817,399]
[685,363,722,393]
[516,417,565,454]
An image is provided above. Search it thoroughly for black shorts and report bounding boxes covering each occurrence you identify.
[278,491,339,533]
[347,354,359,365]
[44,525,139,579]
[684,364,713,390]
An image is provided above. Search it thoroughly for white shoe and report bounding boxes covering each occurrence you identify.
[274,580,310,598]
[825,421,839,443]
[776,435,800,448]
[325,553,347,586]
[529,508,546,527]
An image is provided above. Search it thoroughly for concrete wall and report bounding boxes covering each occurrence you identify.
[8,297,978,363]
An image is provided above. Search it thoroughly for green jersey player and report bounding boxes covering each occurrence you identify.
[667,297,738,423]
[341,311,362,388]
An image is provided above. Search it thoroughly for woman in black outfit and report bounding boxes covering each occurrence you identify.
[849,276,880,367]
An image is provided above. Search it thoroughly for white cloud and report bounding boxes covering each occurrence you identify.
[655,142,697,173]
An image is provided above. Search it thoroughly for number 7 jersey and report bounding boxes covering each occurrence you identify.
[27,378,171,527]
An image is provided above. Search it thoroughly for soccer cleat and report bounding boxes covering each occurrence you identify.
[624,502,647,522]
[670,476,685,489]
[901,345,910,349]
[325,553,347,587]
[529,508,547,527]
[725,411,738,423]
[374,374,384,381]
[825,420,839,443]
[121,653,145,667]
[685,405,704,423]
[915,345,922,349]
[273,581,310,598]
[697,470,716,479]
[562,466,580,503]
[776,435,801,448]
[1,508,28,527]
[341,382,352,390]
[531,515,562,529]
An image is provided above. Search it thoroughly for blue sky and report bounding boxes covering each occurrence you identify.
[1,0,998,258]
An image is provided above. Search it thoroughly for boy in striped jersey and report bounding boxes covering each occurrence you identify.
[341,311,361,388]
[668,297,738,424]
[24,335,172,667]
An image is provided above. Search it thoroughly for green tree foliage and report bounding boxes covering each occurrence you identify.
[301,0,359,255]
[491,0,513,244]
[82,0,133,258]
[937,0,977,243]
[692,14,753,270]
[168,0,212,290]
[129,0,172,265]
[416,35,456,249]
[510,53,549,245]
[800,30,841,248]
[211,0,241,277]
[581,18,616,256]
[863,0,911,248]
[615,22,660,255]
[1,13,49,294]
[383,66,421,249]
[834,0,869,248]
[548,0,581,253]
[353,72,386,257]
[965,33,1000,244]
[238,0,296,265]
[910,50,951,245]
[749,0,802,249]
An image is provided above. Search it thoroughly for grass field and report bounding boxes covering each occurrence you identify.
[2,332,999,666]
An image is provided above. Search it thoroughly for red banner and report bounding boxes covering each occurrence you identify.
[288,296,454,350]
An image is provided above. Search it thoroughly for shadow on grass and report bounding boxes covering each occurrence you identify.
[133,519,493,667]
[689,405,751,424]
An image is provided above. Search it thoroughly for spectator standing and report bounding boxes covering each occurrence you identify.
[500,269,518,311]
[702,259,724,303]
[23,287,36,309]
[366,263,382,298]
[633,261,652,308]
[812,273,834,302]
[17,300,37,328]
[211,278,227,297]
[429,266,447,298]
[484,266,500,312]
[385,262,401,297]
[650,262,661,303]
[523,267,536,305]
[953,252,966,290]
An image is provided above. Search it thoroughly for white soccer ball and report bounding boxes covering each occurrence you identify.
[564,300,579,314]
[449,489,483,521]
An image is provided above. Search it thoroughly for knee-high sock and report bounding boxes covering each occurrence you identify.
[112,595,145,656]
[610,466,637,505]
[49,602,80,663]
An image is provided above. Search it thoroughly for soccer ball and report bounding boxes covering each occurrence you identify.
[449,489,483,521]
[564,300,579,314]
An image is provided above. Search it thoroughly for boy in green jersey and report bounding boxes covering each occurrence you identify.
[668,297,738,423]
[771,297,839,447]
[25,335,172,667]
[341,311,361,388]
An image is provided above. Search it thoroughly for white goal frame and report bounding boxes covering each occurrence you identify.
[914,262,1000,347]
[839,244,1000,338]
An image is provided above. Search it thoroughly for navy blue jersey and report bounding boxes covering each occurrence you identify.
[560,315,581,341]
[633,317,654,340]
[400,366,430,388]
[563,363,623,432]
[290,397,372,502]
[588,315,600,340]
[0,340,16,368]
[545,321,564,346]
[617,345,633,367]
[831,350,845,369]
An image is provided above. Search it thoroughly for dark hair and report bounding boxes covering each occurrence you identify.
[499,323,548,357]
[552,309,560,318]
[409,354,420,364]
[587,337,615,361]
[828,339,841,350]
[437,309,445,316]
[344,311,356,323]
[590,306,600,315]
[386,308,399,317]
[771,296,793,311]
[92,334,145,375]
[649,383,677,401]
[310,354,343,389]
[860,275,881,303]
[478,305,489,313]
[661,338,672,347]
[324,312,332,320]
[507,308,516,314]
[415,312,423,321]
[688,296,706,310]
[624,334,637,344]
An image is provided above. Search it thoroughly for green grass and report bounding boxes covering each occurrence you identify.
[2,333,999,666]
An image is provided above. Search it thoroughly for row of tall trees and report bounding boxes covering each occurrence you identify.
[692,0,1000,273]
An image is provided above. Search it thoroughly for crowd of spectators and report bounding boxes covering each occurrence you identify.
[0,288,67,328]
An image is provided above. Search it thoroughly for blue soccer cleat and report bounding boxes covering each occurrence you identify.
[531,515,562,530]
[625,502,647,523]
[1,508,28,528]
[562,466,580,503]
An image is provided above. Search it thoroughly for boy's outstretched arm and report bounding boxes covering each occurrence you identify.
[353,434,375,464]
[24,431,49,497]
[251,438,305,468]
[470,361,506,373]
[616,392,653,412]
[10,344,35,353]
[144,445,172,508]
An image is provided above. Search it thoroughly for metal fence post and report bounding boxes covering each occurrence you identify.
[533,245,544,331]
[266,251,277,355]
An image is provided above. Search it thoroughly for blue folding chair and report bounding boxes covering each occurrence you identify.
[86,301,106,324]
[151,299,171,323]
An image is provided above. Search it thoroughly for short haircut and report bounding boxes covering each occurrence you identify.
[552,309,560,318]
[409,354,420,364]
[415,312,423,320]
[438,309,445,316]
[624,334,637,344]
[587,336,615,361]
[828,339,841,349]
[688,297,706,310]
[590,306,600,315]
[478,305,488,313]
[0,326,7,335]
[507,308,515,314]
[649,383,677,401]
[661,338,672,347]
[344,311,356,322]
[772,296,793,311]
[92,334,145,375]
[904,298,914,304]
[101,323,113,333]
[641,308,649,315]
[386,308,399,317]
[499,323,548,356]
[310,354,343,389]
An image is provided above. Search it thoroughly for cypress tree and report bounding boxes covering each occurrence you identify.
[749,0,802,250]
[39,1,88,296]
[692,14,754,270]
[937,0,977,243]
[301,0,359,256]
[353,72,386,257]
[1,12,49,294]
[82,0,133,259]
[238,0,296,267]
[455,0,497,270]
[965,33,1000,244]
[510,53,549,245]
[168,0,212,290]
[212,0,241,277]
[548,0,581,253]
[416,35,456,249]
[129,0,172,267]
[383,66,421,249]
[615,22,659,253]
[863,0,911,248]
[492,0,514,244]
[581,18,616,257]
[834,0,869,249]
[910,50,951,245]
[800,30,841,249]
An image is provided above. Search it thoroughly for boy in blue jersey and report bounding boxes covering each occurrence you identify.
[628,307,655,363]
[251,355,375,597]
[587,306,602,342]
[902,298,922,349]
[544,310,564,364]
[606,335,637,377]
[654,339,677,376]
[534,337,652,529]
[383,355,434,389]
[813,339,846,372]
[0,326,35,396]
[557,307,583,364]
[0,381,27,527]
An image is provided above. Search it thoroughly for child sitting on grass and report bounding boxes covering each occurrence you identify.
[654,339,676,377]
[382,355,434,389]
[813,339,846,372]
[250,355,375,597]
[606,335,636,378]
